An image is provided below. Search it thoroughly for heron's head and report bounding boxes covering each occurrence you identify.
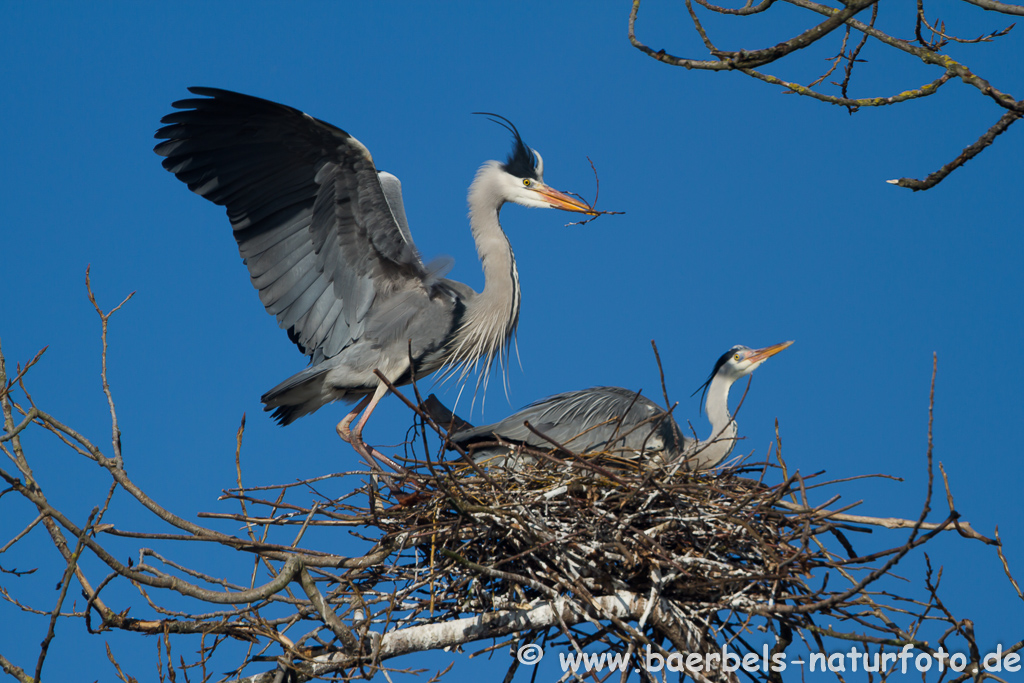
[693,341,793,409]
[472,113,598,214]
[716,342,793,381]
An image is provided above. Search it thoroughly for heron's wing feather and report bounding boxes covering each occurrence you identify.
[155,87,431,361]
[378,171,413,248]
[451,387,688,456]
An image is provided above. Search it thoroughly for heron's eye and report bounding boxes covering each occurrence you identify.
[734,353,742,361]
[522,178,532,187]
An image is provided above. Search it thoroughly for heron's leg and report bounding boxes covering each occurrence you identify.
[336,395,372,443]
[347,383,411,475]
[352,381,388,438]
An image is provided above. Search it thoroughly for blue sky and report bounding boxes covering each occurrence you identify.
[2,2,1022,680]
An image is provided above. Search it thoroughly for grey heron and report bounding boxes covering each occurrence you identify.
[154,87,600,463]
[430,341,793,472]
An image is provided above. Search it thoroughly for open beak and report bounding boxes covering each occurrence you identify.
[747,340,794,364]
[532,183,600,215]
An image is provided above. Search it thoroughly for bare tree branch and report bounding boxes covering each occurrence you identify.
[629,0,1024,190]
[2,287,1021,682]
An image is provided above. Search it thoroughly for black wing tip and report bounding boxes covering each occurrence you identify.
[165,87,222,112]
[182,86,248,101]
[286,326,307,355]
[154,86,275,146]
[187,85,225,96]
[168,86,273,113]
[267,403,299,426]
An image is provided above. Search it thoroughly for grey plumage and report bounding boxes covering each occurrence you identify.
[154,88,598,432]
[433,342,793,472]
[444,387,686,468]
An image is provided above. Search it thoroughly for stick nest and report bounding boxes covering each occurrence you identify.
[378,459,805,614]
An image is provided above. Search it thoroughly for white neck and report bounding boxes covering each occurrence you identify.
[687,374,739,470]
[446,165,520,385]
[467,166,520,310]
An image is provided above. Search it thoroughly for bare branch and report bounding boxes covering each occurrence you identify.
[962,0,1024,15]
[629,0,1024,189]
[3,296,1017,683]
[887,109,1023,190]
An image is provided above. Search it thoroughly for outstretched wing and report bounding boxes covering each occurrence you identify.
[451,386,688,456]
[155,87,430,364]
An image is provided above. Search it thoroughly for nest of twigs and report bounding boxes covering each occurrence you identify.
[5,293,1009,683]
[316,442,861,681]
[291,395,994,683]
[378,456,806,617]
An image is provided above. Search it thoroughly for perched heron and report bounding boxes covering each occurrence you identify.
[154,87,600,462]
[428,341,793,472]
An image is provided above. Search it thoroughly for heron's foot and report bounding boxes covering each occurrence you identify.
[350,428,409,476]
[336,396,371,443]
[349,435,421,496]
[336,420,353,443]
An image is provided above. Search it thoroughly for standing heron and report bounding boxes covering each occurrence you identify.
[154,87,600,462]
[430,341,792,472]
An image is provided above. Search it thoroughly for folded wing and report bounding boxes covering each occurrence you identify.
[450,386,689,457]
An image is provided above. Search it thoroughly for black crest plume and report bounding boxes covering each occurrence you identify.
[473,112,539,180]
[691,346,744,415]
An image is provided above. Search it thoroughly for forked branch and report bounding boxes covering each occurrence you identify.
[629,0,1024,190]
